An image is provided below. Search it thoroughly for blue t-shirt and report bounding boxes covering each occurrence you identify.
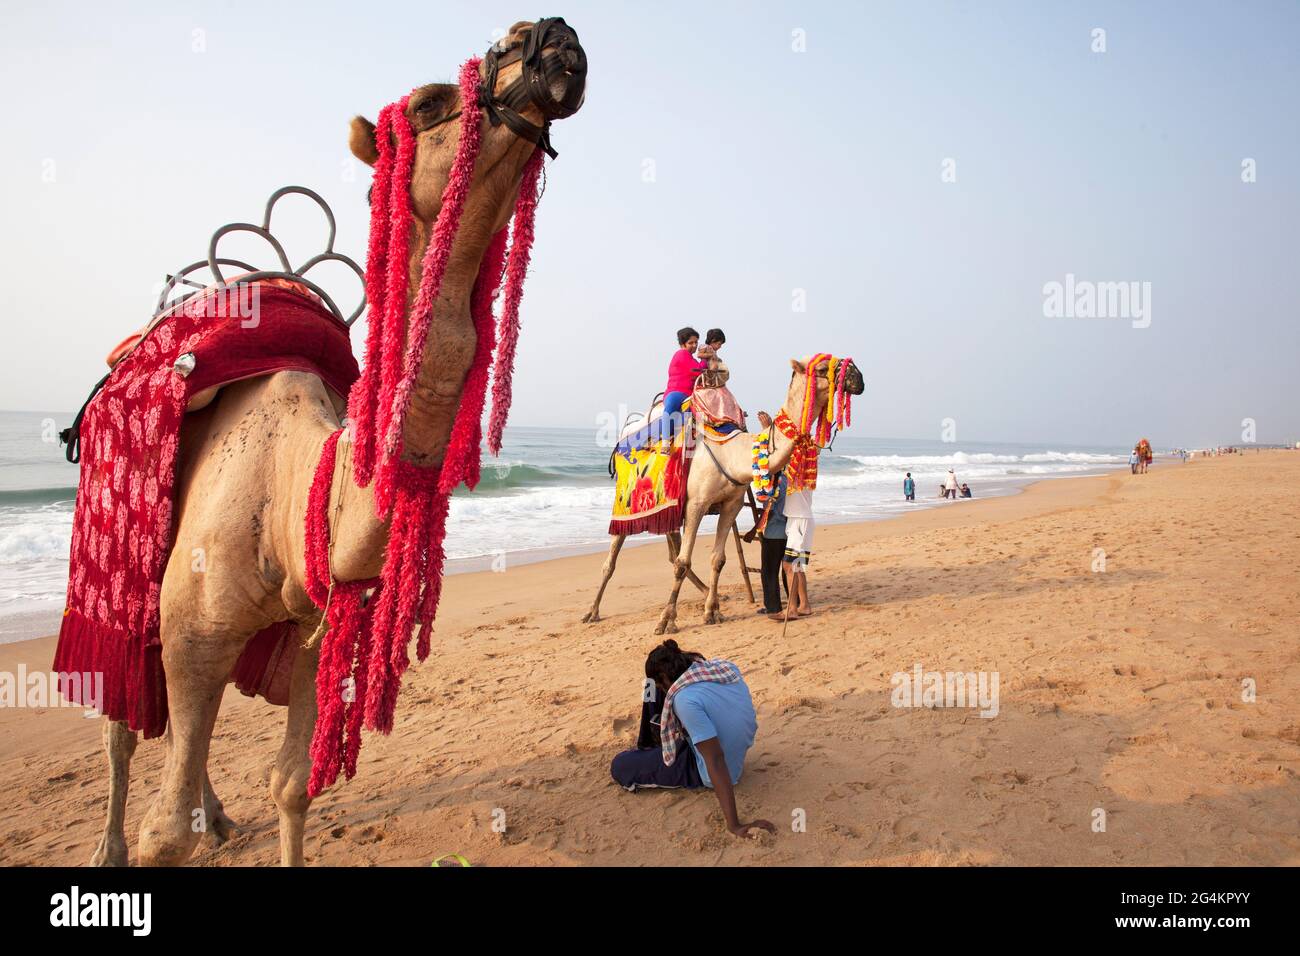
[673,676,758,788]
[903,477,915,495]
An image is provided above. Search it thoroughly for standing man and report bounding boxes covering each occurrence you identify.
[781,487,815,617]
[944,468,959,500]
[755,412,789,618]
[903,472,916,501]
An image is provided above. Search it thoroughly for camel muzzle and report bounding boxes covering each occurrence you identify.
[844,361,866,396]
[480,16,586,158]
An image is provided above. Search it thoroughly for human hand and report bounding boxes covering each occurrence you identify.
[729,820,776,839]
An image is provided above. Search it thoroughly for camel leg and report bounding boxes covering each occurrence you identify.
[137,631,241,867]
[668,531,709,594]
[582,535,626,623]
[732,525,756,604]
[89,720,137,867]
[655,503,708,635]
[270,632,319,867]
[203,769,237,845]
[704,497,746,625]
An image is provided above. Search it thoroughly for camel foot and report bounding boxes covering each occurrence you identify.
[654,618,678,636]
[90,833,128,867]
[703,608,724,625]
[581,610,600,624]
[207,804,238,846]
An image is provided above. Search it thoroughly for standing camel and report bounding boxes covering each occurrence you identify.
[581,357,864,633]
[85,20,588,868]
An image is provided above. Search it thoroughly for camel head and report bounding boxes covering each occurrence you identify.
[786,356,865,408]
[348,18,587,230]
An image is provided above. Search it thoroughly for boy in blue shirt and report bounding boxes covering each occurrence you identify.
[610,641,774,839]
[904,472,915,501]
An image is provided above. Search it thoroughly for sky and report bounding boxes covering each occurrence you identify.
[1,0,1296,449]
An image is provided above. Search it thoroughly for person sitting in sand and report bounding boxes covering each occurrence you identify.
[610,640,775,839]
[960,483,972,498]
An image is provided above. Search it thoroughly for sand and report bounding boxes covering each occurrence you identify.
[1,452,1297,866]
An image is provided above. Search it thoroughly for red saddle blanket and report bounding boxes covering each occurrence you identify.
[53,283,360,738]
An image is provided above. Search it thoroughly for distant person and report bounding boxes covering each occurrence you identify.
[1129,449,1139,473]
[610,640,774,839]
[944,468,959,500]
[960,483,972,498]
[903,472,915,501]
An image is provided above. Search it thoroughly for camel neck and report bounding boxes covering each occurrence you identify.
[396,214,497,468]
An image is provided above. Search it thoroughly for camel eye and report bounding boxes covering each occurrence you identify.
[415,100,435,113]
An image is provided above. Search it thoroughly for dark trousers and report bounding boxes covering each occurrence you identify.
[760,535,787,613]
[611,746,703,791]
[612,691,703,791]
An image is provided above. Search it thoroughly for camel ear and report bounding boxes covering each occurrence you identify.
[349,116,379,167]
[790,358,806,375]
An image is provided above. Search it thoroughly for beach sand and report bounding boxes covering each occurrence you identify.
[1,452,1297,866]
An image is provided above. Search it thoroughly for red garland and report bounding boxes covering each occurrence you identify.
[307,55,549,793]
[486,146,545,455]
[304,430,377,796]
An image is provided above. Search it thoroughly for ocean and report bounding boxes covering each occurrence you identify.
[0,409,1130,642]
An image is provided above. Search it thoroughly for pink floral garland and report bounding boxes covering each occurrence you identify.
[486,146,545,455]
[306,56,548,794]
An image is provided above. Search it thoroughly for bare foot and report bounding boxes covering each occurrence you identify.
[797,607,814,617]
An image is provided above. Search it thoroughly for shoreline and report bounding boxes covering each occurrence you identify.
[0,461,1131,645]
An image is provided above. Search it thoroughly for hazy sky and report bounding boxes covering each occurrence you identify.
[2,0,1296,449]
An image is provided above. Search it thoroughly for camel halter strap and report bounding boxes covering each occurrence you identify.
[421,17,585,159]
[698,424,749,488]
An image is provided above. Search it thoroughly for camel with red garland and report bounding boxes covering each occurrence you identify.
[77,20,587,868]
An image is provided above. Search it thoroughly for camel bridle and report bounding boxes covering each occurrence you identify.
[422,17,585,159]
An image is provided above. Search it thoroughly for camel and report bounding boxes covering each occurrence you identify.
[581,357,864,634]
[86,20,587,867]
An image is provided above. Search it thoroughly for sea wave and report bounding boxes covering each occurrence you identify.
[0,486,78,506]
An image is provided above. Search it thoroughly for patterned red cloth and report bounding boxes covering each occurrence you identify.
[52,283,360,737]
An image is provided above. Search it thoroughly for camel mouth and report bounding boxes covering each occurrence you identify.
[536,23,587,118]
[843,362,866,396]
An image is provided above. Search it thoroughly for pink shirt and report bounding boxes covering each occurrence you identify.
[666,348,707,395]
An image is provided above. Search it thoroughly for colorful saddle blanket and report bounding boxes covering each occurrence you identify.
[609,426,689,536]
[53,282,360,737]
